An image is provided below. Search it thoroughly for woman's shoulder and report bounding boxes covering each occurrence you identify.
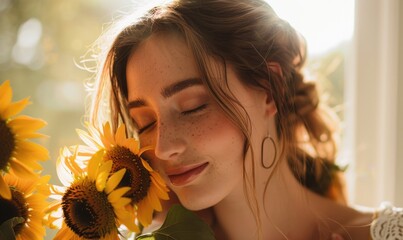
[370,202,403,240]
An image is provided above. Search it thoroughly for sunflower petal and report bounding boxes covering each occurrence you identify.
[15,141,49,161]
[141,159,154,172]
[14,156,43,171]
[114,123,127,144]
[138,145,153,156]
[111,197,131,208]
[105,168,126,194]
[107,187,130,203]
[101,122,114,148]
[3,97,30,119]
[0,175,12,199]
[9,158,38,178]
[151,171,168,189]
[88,149,104,180]
[96,160,113,191]
[0,80,12,112]
[115,208,140,233]
[148,186,162,211]
[151,176,169,200]
[137,197,153,226]
[54,225,76,240]
[8,115,47,133]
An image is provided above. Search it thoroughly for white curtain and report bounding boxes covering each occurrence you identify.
[344,0,402,207]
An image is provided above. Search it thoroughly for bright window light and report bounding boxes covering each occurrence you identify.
[268,0,355,56]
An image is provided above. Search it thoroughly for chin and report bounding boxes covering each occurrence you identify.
[175,188,222,211]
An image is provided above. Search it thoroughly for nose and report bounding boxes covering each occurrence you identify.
[154,120,186,161]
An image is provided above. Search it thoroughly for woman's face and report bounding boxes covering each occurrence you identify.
[126,32,269,210]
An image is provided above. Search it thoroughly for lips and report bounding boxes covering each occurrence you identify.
[166,162,209,186]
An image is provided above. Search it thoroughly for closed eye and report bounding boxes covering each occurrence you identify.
[181,104,208,115]
[138,121,156,134]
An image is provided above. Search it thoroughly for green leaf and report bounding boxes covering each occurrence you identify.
[136,204,216,240]
[0,217,25,240]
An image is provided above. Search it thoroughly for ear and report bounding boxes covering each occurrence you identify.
[267,62,283,77]
[264,90,277,118]
[264,62,281,117]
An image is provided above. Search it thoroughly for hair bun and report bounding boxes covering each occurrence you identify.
[293,81,319,116]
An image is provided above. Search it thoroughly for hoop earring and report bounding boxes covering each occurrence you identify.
[260,135,277,169]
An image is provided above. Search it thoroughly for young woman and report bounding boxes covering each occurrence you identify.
[87,0,402,239]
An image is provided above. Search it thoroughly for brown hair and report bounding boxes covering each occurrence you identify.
[88,0,346,230]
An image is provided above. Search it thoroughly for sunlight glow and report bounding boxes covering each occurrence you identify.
[268,0,355,56]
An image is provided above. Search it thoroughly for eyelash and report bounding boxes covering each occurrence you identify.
[181,104,208,115]
[137,104,208,134]
[138,121,155,134]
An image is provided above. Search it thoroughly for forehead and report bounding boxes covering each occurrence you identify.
[125,32,199,100]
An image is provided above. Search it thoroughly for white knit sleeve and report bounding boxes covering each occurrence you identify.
[370,202,403,240]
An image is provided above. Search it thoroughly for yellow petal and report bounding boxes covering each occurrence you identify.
[14,156,43,171]
[96,171,109,192]
[87,150,104,180]
[115,208,140,233]
[151,177,169,200]
[9,158,38,178]
[44,201,62,214]
[96,160,112,191]
[54,225,75,240]
[3,97,30,119]
[15,141,49,161]
[107,187,130,203]
[148,186,162,211]
[101,122,114,148]
[16,131,47,139]
[124,139,140,154]
[0,80,11,95]
[0,80,12,112]
[8,115,47,133]
[105,168,126,194]
[115,124,127,144]
[139,145,153,156]
[111,197,131,208]
[0,175,12,200]
[137,197,153,226]
[151,171,168,189]
[141,159,154,172]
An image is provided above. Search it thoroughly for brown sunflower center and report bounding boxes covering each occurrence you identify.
[62,177,116,239]
[0,187,29,235]
[0,119,15,171]
[104,146,151,204]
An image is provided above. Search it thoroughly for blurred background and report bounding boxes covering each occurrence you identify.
[0,0,134,183]
[0,0,402,238]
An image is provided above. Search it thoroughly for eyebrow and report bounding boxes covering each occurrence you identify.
[127,78,203,109]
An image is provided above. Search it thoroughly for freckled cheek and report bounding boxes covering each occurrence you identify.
[188,113,244,153]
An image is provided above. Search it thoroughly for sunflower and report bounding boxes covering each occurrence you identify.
[0,172,49,240]
[45,146,139,239]
[0,80,49,199]
[75,122,169,227]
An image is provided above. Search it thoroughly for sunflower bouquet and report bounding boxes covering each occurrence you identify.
[1,80,215,240]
